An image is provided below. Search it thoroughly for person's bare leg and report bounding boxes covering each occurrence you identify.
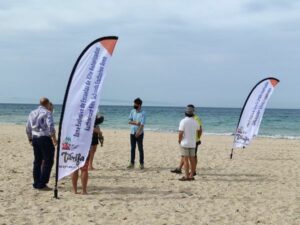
[189,156,196,178]
[71,170,80,194]
[88,145,97,170]
[183,156,189,178]
[81,169,88,195]
[178,156,184,170]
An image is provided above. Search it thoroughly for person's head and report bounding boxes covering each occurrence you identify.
[40,97,50,109]
[185,105,194,117]
[187,104,195,109]
[95,114,104,125]
[133,98,142,110]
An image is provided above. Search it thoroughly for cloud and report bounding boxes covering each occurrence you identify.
[1,0,300,34]
[0,0,300,108]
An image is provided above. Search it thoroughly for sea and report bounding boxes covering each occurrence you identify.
[0,103,299,139]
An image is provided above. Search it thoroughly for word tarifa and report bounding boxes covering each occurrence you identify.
[61,152,85,166]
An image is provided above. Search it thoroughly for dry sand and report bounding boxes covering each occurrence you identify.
[0,125,299,225]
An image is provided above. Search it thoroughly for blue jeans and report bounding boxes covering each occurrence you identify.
[32,136,55,188]
[130,133,144,165]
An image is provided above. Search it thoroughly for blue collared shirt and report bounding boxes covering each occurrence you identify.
[26,106,56,139]
[129,109,146,134]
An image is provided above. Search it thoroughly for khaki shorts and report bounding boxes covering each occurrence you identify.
[180,147,196,157]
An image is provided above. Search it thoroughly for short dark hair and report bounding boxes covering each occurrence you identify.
[187,104,195,108]
[134,98,142,106]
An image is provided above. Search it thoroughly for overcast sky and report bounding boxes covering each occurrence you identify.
[0,0,299,108]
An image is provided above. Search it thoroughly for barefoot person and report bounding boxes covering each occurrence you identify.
[128,98,146,169]
[171,104,202,175]
[71,148,91,195]
[26,97,57,190]
[71,115,104,194]
[178,105,201,181]
[88,115,104,170]
[71,162,89,195]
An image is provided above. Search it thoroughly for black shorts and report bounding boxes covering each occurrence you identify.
[195,141,201,155]
[91,133,99,146]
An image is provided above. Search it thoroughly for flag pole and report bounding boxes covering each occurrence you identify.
[230,148,234,159]
[54,60,76,199]
[53,39,92,199]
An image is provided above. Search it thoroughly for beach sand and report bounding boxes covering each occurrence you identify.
[0,125,299,225]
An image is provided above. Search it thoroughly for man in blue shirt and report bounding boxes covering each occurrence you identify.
[128,98,146,169]
[26,97,57,190]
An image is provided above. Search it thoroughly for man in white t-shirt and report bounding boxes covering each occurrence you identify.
[178,106,201,181]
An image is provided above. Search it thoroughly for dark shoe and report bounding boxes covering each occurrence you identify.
[171,168,182,174]
[38,185,52,191]
[139,164,144,170]
[179,176,189,181]
[127,163,134,169]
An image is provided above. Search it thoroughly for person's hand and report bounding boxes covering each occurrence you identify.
[29,139,32,146]
[129,121,140,126]
[52,138,58,146]
[135,132,140,138]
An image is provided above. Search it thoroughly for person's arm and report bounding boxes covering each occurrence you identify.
[178,120,184,144]
[26,115,32,145]
[135,112,145,137]
[178,131,184,144]
[198,126,203,139]
[128,110,135,125]
[47,112,57,146]
[135,124,144,137]
[129,121,140,125]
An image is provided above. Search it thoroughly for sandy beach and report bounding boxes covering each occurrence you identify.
[0,124,299,225]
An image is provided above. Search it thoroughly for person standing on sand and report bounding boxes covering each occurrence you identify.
[71,160,89,195]
[88,115,104,170]
[128,98,146,169]
[41,101,54,169]
[177,106,200,181]
[171,104,203,175]
[71,115,104,194]
[26,97,57,190]
[71,116,101,194]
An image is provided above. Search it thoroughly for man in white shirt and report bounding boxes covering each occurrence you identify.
[26,97,57,190]
[178,106,200,181]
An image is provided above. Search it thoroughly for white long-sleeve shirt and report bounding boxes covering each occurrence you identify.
[26,106,55,139]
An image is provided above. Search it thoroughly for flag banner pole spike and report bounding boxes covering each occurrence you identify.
[230,148,234,159]
[54,188,59,199]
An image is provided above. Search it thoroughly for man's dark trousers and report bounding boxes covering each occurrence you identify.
[32,136,54,189]
[130,133,144,165]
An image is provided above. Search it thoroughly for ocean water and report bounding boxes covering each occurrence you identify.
[0,103,299,139]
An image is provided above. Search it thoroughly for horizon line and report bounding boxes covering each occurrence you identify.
[0,102,299,110]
